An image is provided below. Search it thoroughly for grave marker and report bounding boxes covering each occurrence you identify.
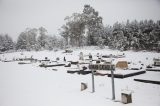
[89,63,116,100]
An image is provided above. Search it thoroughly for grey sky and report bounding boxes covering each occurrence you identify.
[0,0,160,40]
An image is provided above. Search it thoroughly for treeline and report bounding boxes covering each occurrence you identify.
[0,27,64,52]
[0,5,160,52]
[59,5,160,51]
[0,34,15,52]
[104,20,160,51]
[16,27,64,51]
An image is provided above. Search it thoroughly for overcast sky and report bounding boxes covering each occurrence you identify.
[0,0,160,40]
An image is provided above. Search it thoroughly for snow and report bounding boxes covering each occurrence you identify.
[134,71,160,82]
[121,89,132,95]
[0,47,160,106]
[96,69,145,75]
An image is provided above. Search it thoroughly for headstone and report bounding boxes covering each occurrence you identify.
[79,52,84,60]
[121,90,132,104]
[64,57,66,61]
[56,57,60,61]
[97,53,100,58]
[81,82,88,91]
[116,61,128,69]
[89,53,92,60]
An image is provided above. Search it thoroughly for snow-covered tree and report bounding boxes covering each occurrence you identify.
[26,28,38,50]
[60,4,103,47]
[0,34,14,52]
[82,4,103,45]
[3,34,14,51]
[16,28,38,51]
[0,34,5,51]
[16,32,28,50]
[44,35,58,50]
[37,27,48,50]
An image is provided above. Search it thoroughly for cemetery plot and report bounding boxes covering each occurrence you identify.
[146,58,160,72]
[134,72,160,84]
[134,79,160,85]
[146,67,160,72]
[95,69,146,78]
[0,48,160,106]
[107,70,146,78]
[39,63,65,67]
[67,70,94,75]
[18,61,32,64]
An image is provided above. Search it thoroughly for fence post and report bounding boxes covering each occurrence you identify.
[111,65,115,100]
[90,61,95,93]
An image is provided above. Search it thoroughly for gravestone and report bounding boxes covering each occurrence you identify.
[81,82,88,91]
[121,90,132,104]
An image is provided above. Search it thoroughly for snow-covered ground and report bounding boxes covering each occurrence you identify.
[0,47,160,106]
